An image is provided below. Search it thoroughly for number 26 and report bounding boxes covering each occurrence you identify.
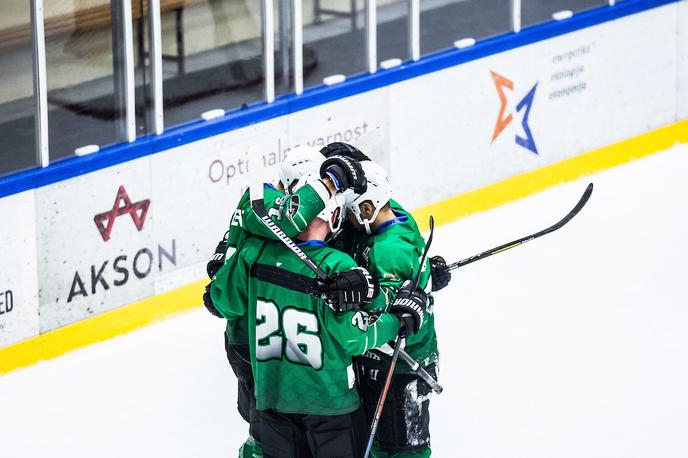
[256,299,323,369]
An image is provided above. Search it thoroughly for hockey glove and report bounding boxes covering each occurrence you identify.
[206,231,229,279]
[390,280,428,335]
[320,142,371,162]
[320,155,367,194]
[429,255,451,292]
[203,284,223,318]
[316,267,379,313]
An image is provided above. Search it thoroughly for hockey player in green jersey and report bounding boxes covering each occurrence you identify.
[203,146,370,456]
[346,161,440,458]
[209,191,429,457]
[208,145,450,457]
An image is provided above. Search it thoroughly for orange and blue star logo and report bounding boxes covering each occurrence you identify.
[490,71,539,155]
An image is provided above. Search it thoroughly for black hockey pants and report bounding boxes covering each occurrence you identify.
[258,407,368,458]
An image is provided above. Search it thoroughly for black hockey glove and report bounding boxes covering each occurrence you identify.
[320,142,371,162]
[390,280,428,335]
[316,267,379,313]
[429,255,451,292]
[203,284,223,318]
[206,231,229,279]
[319,155,367,194]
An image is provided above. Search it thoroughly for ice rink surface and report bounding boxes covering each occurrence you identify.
[2,143,687,458]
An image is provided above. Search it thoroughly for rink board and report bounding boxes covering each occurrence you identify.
[0,191,39,348]
[1,0,687,367]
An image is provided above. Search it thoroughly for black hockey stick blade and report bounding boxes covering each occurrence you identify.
[446,183,593,272]
[249,165,329,280]
[413,216,435,288]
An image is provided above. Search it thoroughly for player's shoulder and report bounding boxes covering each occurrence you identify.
[370,223,418,255]
[369,236,415,274]
[238,183,283,205]
[317,246,358,274]
[389,200,421,233]
[237,236,268,262]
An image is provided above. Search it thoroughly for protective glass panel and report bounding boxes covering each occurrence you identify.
[45,1,131,162]
[0,1,37,176]
[523,0,607,27]
[133,0,149,137]
[274,0,295,97]
[378,0,409,64]
[161,0,264,128]
[302,0,367,89]
[420,0,511,56]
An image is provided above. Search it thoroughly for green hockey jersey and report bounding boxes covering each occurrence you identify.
[352,200,439,373]
[211,236,401,415]
[221,182,329,345]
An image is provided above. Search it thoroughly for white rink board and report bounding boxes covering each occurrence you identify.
[389,4,679,208]
[35,158,156,332]
[0,191,39,348]
[678,0,688,120]
[5,2,686,340]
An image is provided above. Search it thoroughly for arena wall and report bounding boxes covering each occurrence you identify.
[1,0,686,370]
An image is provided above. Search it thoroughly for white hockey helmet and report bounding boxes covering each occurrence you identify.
[279,146,324,191]
[347,161,392,235]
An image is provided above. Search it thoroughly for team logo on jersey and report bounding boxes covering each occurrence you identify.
[490,71,539,155]
[351,310,370,331]
[286,195,300,221]
[93,185,150,242]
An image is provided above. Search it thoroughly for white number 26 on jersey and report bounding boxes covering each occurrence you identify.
[256,299,323,369]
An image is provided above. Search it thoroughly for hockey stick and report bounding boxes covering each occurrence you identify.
[445,183,593,272]
[364,216,435,458]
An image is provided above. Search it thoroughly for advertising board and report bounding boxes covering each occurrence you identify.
[0,191,39,348]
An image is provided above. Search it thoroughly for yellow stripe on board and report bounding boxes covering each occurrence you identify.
[1,119,687,375]
[413,119,688,232]
[0,280,206,375]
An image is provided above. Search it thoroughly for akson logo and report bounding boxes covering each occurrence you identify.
[490,71,539,155]
[94,185,150,241]
[67,186,176,303]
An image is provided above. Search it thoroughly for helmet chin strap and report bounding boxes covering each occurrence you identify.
[356,206,380,235]
[363,219,373,235]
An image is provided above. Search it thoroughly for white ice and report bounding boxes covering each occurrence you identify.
[2,143,687,458]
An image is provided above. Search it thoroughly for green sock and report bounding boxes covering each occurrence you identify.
[238,435,263,458]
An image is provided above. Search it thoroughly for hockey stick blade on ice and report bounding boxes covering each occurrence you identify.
[446,183,593,272]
